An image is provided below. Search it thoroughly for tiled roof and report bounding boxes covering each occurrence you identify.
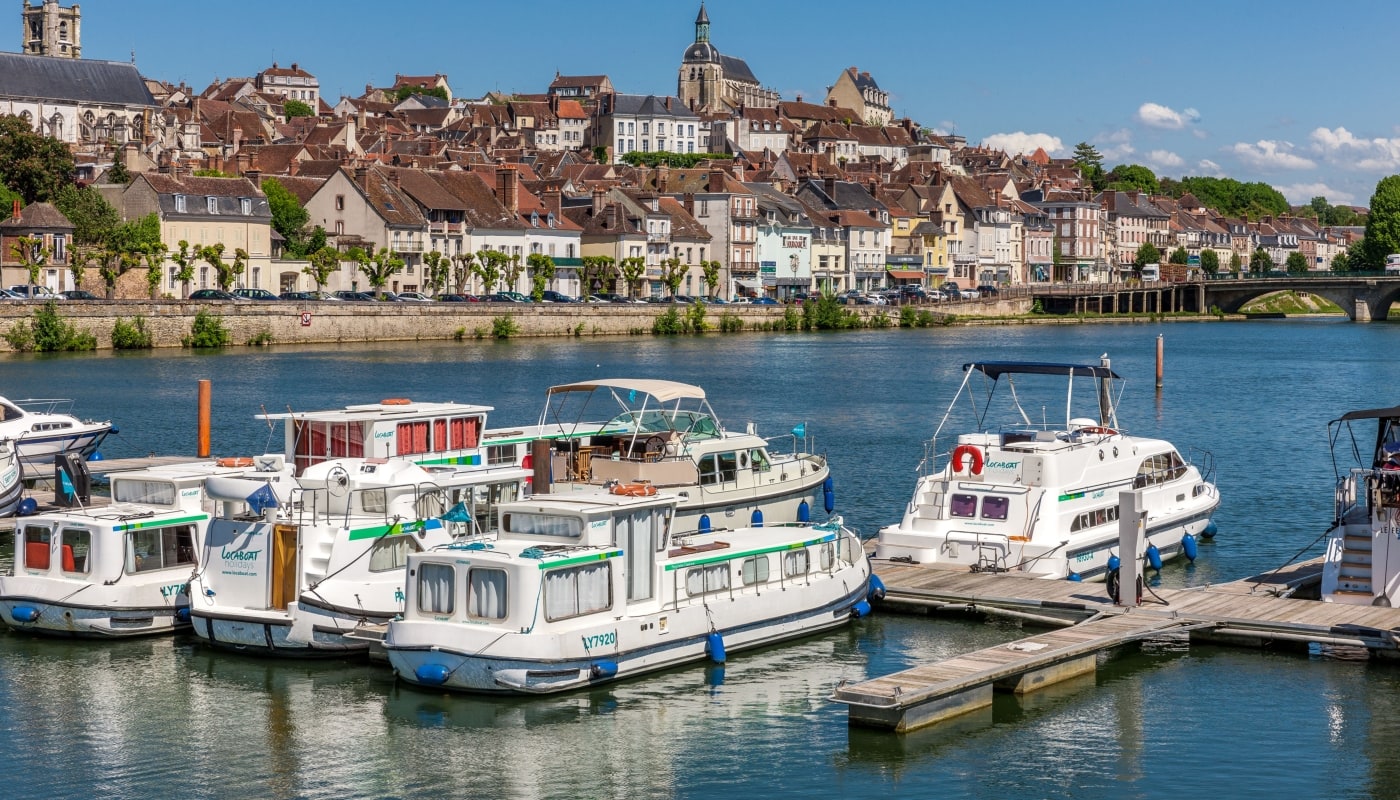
[0,51,155,106]
[262,175,324,206]
[0,202,72,230]
[656,196,711,240]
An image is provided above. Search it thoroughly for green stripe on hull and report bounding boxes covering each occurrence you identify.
[114,513,209,532]
[536,549,624,570]
[664,531,839,571]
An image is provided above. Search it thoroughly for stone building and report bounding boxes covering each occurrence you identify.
[21,0,79,59]
[676,4,778,114]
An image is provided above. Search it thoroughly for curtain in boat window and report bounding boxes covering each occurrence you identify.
[23,525,51,570]
[418,563,455,614]
[433,419,447,453]
[622,511,655,601]
[369,534,421,572]
[545,563,612,621]
[397,421,430,456]
[468,568,507,619]
[113,480,175,506]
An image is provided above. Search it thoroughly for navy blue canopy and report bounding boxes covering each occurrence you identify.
[964,361,1120,380]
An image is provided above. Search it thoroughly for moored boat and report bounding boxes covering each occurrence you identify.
[383,487,874,694]
[1322,405,1400,605]
[0,438,22,517]
[875,357,1220,580]
[0,396,113,471]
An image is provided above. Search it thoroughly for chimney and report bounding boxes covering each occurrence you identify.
[11,199,19,220]
[355,165,369,189]
[658,163,670,194]
[496,166,519,214]
[665,96,672,112]
[608,203,619,230]
[591,187,606,215]
[289,158,300,177]
[683,192,695,215]
[291,62,298,72]
[708,167,725,193]
[245,169,261,188]
[543,190,562,219]
[732,160,743,180]
[824,176,837,198]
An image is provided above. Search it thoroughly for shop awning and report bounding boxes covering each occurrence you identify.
[735,279,763,290]
[886,270,925,280]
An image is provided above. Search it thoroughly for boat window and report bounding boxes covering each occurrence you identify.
[450,416,481,449]
[23,524,51,570]
[950,494,978,518]
[125,524,196,574]
[360,488,387,514]
[486,444,517,466]
[505,512,582,538]
[717,452,739,482]
[981,496,1010,521]
[697,454,720,485]
[293,420,364,473]
[397,421,430,456]
[783,549,810,578]
[451,480,520,537]
[112,479,176,506]
[368,534,422,573]
[0,402,22,421]
[621,510,656,601]
[685,563,731,596]
[544,562,612,621]
[418,563,455,615]
[750,449,771,472]
[433,418,448,452]
[60,528,90,574]
[741,555,770,584]
[468,568,508,619]
[819,543,835,570]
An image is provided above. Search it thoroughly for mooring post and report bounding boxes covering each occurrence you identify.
[197,379,211,458]
[530,438,552,494]
[1155,334,1164,389]
[1116,491,1145,607]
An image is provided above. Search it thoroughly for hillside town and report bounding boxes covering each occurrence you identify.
[0,1,1364,301]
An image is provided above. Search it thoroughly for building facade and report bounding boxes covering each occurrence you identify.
[21,0,79,58]
[676,4,778,113]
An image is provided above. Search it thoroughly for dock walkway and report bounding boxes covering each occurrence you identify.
[834,558,1400,732]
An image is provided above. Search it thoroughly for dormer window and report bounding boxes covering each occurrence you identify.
[174,194,186,213]
[530,211,540,227]
[240,198,252,215]
[547,213,556,229]
[207,196,219,214]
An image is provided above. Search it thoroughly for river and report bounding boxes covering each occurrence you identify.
[3,319,1400,799]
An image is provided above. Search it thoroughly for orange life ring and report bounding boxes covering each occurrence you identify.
[381,398,412,405]
[1079,426,1117,436]
[951,444,984,475]
[216,457,254,468]
[610,482,657,497]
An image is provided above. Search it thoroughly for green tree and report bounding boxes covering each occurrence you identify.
[1361,175,1400,270]
[10,235,49,289]
[700,260,721,297]
[1072,142,1106,191]
[474,250,506,295]
[452,252,475,294]
[660,257,687,297]
[1200,248,1220,276]
[283,99,315,118]
[355,247,405,297]
[262,177,312,257]
[303,246,341,290]
[1174,176,1289,219]
[141,242,168,298]
[1105,164,1160,195]
[1332,249,1353,273]
[97,244,141,299]
[52,183,119,245]
[422,250,450,296]
[1169,246,1189,265]
[200,243,234,290]
[1133,242,1161,278]
[106,150,132,185]
[579,255,615,295]
[1250,248,1275,275]
[394,84,449,102]
[527,253,555,301]
[1229,252,1242,275]
[171,240,200,298]
[619,256,647,300]
[108,212,161,254]
[502,252,525,293]
[0,114,75,202]
[1285,251,1309,274]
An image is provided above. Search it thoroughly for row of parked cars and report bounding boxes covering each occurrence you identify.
[836,283,1004,305]
[2,286,101,300]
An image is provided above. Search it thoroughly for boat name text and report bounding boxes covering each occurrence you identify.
[582,631,617,649]
[222,548,261,561]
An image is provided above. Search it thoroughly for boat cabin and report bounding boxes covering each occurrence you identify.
[259,399,492,476]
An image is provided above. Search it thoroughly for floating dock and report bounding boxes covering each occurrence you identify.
[833,558,1400,732]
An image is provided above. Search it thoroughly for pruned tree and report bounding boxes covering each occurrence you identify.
[660,257,687,297]
[303,246,341,291]
[1132,242,1161,279]
[527,253,556,301]
[620,256,647,300]
[171,240,200,298]
[451,251,475,294]
[9,235,48,290]
[422,250,450,296]
[700,260,721,298]
[1200,248,1220,276]
[503,252,525,294]
[141,242,168,299]
[474,250,508,296]
[354,247,405,297]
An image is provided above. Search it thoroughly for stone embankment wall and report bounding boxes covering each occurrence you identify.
[0,298,1033,351]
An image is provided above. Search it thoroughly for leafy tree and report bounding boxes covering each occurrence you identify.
[262,177,312,257]
[1105,164,1159,195]
[98,245,141,299]
[527,253,555,301]
[141,242,168,298]
[106,150,132,185]
[1229,252,1242,274]
[1169,246,1189,265]
[503,252,525,293]
[1200,248,1220,276]
[474,250,507,295]
[283,99,315,118]
[1172,176,1289,219]
[1361,175,1400,270]
[10,235,49,288]
[579,255,615,295]
[1331,249,1353,273]
[1133,242,1161,278]
[108,212,161,254]
[171,240,200,298]
[421,250,450,295]
[701,260,721,297]
[303,246,341,290]
[0,182,21,210]
[394,84,448,102]
[592,146,608,164]
[1071,142,1106,191]
[451,252,475,294]
[619,256,647,299]
[618,151,726,168]
[353,247,404,297]
[1285,251,1309,274]
[1250,248,1275,275]
[192,169,236,178]
[53,183,119,245]
[660,257,687,297]
[200,243,232,290]
[0,114,75,202]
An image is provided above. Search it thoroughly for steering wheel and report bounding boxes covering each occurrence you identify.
[645,435,667,456]
[326,465,350,497]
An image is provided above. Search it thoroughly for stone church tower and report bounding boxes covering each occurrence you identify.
[21,0,81,58]
[677,5,722,113]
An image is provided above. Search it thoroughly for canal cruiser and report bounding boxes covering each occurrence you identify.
[0,458,294,637]
[875,357,1219,580]
[189,456,530,656]
[1322,405,1400,605]
[531,379,833,531]
[383,488,873,694]
[0,396,113,470]
[0,438,22,517]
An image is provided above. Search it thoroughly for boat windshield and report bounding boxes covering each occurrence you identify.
[604,410,721,440]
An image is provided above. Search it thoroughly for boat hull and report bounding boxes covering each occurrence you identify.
[0,577,191,638]
[190,599,384,657]
[14,426,110,469]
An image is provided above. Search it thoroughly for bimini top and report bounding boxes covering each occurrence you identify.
[258,399,493,422]
[546,379,706,403]
[1333,406,1400,423]
[965,361,1120,380]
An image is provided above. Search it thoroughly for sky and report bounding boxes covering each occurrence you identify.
[69,0,1400,207]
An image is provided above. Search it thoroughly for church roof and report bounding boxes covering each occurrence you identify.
[718,54,758,85]
[0,52,155,106]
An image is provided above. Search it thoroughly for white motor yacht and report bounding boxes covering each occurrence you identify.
[875,357,1220,580]
[1322,406,1400,605]
[0,396,113,470]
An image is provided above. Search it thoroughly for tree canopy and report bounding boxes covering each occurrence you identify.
[1361,175,1400,270]
[1105,164,1160,195]
[262,177,313,257]
[283,99,315,118]
[0,114,75,203]
[619,151,727,168]
[53,183,120,245]
[1164,176,1290,219]
[394,84,449,102]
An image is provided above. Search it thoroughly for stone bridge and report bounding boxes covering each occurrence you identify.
[1031,274,1400,322]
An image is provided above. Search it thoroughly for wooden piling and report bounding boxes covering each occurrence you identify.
[197,379,211,458]
[1155,334,1163,389]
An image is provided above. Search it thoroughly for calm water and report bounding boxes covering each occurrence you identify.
[4,320,1400,799]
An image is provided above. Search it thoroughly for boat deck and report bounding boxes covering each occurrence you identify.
[834,556,1400,732]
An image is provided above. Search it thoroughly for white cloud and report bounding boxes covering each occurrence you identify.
[1145,149,1184,170]
[1227,140,1316,170]
[1276,182,1357,205]
[981,131,1064,156]
[1197,159,1224,176]
[1096,128,1134,162]
[1310,126,1400,171]
[1136,102,1200,130]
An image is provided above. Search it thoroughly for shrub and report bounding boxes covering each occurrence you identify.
[453,326,466,341]
[492,314,519,339]
[869,311,892,328]
[807,294,849,330]
[111,316,153,349]
[9,301,97,352]
[183,308,230,348]
[652,308,685,334]
[685,301,708,333]
[247,329,274,346]
[3,321,33,351]
[781,306,801,330]
[1031,299,1045,314]
[899,306,918,328]
[718,313,743,332]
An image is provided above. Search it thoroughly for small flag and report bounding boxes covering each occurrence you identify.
[628,389,637,404]
[245,483,279,515]
[440,501,472,523]
[60,470,74,497]
[791,423,806,439]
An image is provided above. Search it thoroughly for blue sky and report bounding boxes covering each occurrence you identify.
[77,0,1400,206]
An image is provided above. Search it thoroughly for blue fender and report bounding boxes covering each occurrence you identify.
[10,606,39,623]
[1182,533,1199,562]
[706,631,726,664]
[1146,544,1163,571]
[867,574,886,601]
[414,663,450,686]
[823,477,835,514]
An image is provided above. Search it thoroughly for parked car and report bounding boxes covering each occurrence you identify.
[749,296,779,305]
[540,290,577,303]
[9,285,64,301]
[926,289,947,302]
[60,289,100,301]
[333,290,378,302]
[188,289,240,301]
[698,295,728,304]
[0,288,24,299]
[231,288,280,301]
[976,284,1000,298]
[596,293,640,304]
[434,293,479,302]
[486,292,530,303]
[395,291,434,301]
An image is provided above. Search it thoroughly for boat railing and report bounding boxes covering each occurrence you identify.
[13,398,78,416]
[281,480,448,529]
[1186,446,1217,484]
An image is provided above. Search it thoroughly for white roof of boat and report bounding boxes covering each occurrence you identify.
[257,399,493,421]
[546,379,705,403]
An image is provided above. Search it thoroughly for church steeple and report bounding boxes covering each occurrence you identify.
[695,4,710,43]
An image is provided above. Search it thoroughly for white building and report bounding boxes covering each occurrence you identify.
[593,94,700,162]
